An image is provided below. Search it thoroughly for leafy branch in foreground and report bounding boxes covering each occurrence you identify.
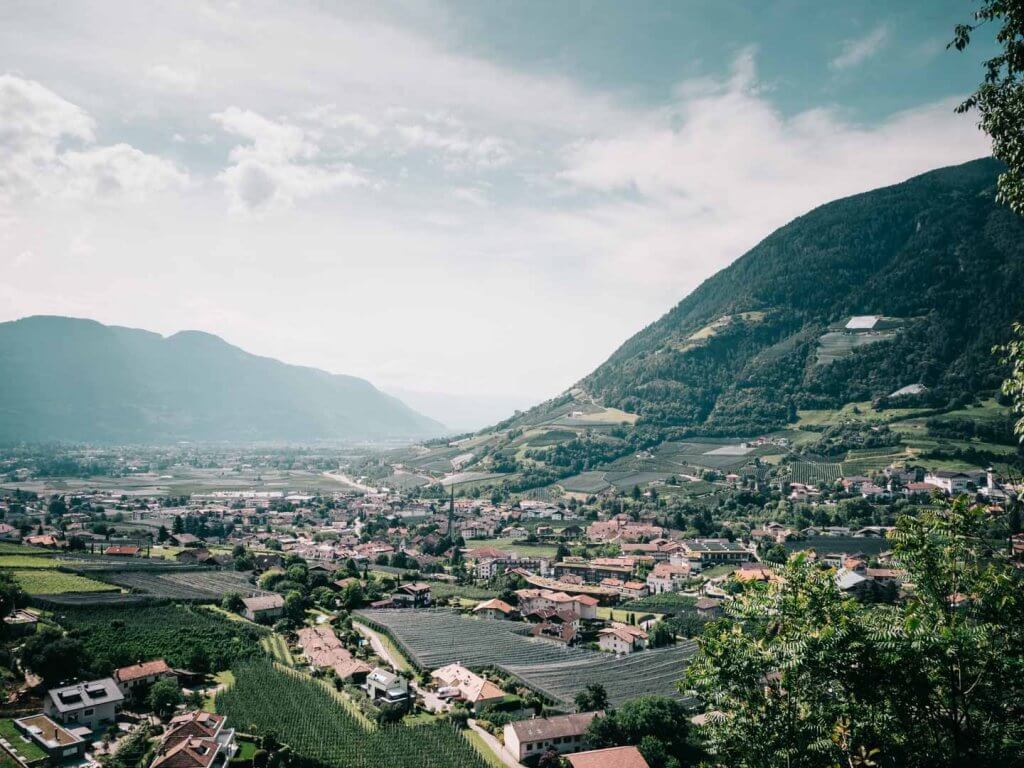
[685,496,1024,768]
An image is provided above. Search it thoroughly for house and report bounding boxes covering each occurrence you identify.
[515,589,599,620]
[835,568,868,595]
[114,659,174,697]
[646,563,691,594]
[502,712,600,763]
[694,597,723,618]
[172,533,203,547]
[364,668,409,706]
[431,663,506,712]
[566,746,650,768]
[44,678,124,731]
[923,470,981,495]
[151,711,237,768]
[392,582,432,607]
[105,545,142,557]
[295,626,371,683]
[620,581,648,600]
[525,608,581,644]
[13,714,86,762]
[597,624,648,654]
[240,594,285,622]
[473,598,518,620]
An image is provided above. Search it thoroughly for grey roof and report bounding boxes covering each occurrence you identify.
[47,678,124,713]
[508,712,599,743]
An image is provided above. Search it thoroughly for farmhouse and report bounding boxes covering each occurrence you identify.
[473,598,518,620]
[104,545,141,557]
[44,678,123,731]
[598,624,648,654]
[503,712,600,762]
[241,594,285,622]
[392,582,432,607]
[114,659,174,697]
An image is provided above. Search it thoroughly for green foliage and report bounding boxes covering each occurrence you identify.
[56,604,266,674]
[21,627,85,686]
[687,497,1024,767]
[147,677,183,719]
[574,683,608,713]
[216,659,489,768]
[585,696,692,768]
[953,0,1024,214]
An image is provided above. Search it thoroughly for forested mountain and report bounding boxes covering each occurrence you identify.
[0,316,444,443]
[574,157,1024,437]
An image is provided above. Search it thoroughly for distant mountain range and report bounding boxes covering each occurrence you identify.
[505,157,1024,439]
[0,316,444,443]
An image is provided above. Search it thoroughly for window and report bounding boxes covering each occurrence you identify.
[84,709,94,716]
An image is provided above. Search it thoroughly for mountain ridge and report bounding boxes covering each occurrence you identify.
[0,315,445,443]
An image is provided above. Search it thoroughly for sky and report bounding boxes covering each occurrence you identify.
[0,1,999,428]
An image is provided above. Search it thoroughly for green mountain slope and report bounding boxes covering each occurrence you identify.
[0,316,444,443]
[580,157,1024,436]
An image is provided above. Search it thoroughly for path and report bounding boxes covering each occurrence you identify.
[354,622,404,671]
[322,471,376,493]
[468,720,523,768]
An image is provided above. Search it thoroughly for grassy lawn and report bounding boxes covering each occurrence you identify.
[797,401,931,428]
[465,538,559,558]
[403,711,439,726]
[204,670,236,712]
[0,719,47,763]
[235,738,258,760]
[148,545,185,560]
[10,569,119,594]
[462,728,507,768]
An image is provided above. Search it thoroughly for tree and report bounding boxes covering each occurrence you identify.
[0,571,26,621]
[21,629,85,686]
[222,592,245,613]
[147,677,183,719]
[537,747,562,768]
[585,696,691,768]
[953,0,1024,214]
[574,683,609,713]
[157,525,169,543]
[686,497,1024,768]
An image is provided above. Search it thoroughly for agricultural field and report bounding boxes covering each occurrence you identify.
[788,461,843,485]
[815,329,899,365]
[56,604,266,672]
[463,538,560,558]
[426,582,499,601]
[0,718,47,765]
[97,569,266,601]
[216,659,491,768]
[0,555,87,569]
[10,569,119,594]
[619,593,697,615]
[356,609,696,707]
[784,536,892,557]
[558,471,611,494]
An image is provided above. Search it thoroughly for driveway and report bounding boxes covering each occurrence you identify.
[468,719,523,768]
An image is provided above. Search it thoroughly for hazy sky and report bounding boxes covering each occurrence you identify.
[0,1,997,413]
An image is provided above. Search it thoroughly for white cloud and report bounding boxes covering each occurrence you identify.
[831,25,889,70]
[557,51,989,287]
[0,74,186,204]
[211,106,367,211]
[147,62,200,93]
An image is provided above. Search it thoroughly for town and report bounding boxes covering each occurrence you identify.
[0,438,1020,768]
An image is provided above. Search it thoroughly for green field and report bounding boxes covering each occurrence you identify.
[10,569,119,594]
[0,555,71,569]
[464,538,559,558]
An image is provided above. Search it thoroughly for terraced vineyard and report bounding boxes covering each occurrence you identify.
[356,609,695,706]
[217,659,491,768]
[98,569,266,601]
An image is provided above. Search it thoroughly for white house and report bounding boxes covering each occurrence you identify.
[503,712,600,763]
[44,678,124,731]
[597,624,648,654]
